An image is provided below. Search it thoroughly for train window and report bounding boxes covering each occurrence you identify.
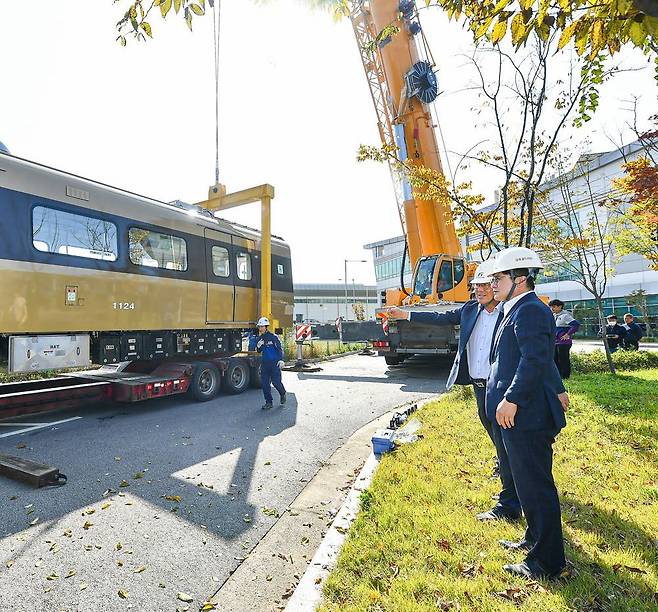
[128,227,188,271]
[236,251,252,281]
[211,246,230,277]
[32,206,118,261]
[277,263,285,275]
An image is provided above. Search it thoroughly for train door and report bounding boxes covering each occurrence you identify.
[232,235,259,325]
[204,228,235,323]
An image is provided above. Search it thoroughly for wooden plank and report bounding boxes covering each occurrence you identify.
[0,453,63,487]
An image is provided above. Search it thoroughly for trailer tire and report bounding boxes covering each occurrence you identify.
[384,354,401,366]
[190,362,220,402]
[223,358,251,395]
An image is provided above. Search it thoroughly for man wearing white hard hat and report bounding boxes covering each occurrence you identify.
[487,246,569,580]
[248,316,286,410]
[388,259,521,517]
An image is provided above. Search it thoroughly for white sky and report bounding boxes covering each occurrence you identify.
[1,1,655,285]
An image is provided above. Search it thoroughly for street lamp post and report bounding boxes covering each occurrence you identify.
[344,259,367,320]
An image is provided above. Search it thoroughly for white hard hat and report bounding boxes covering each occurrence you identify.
[471,259,495,284]
[257,316,270,327]
[491,247,543,275]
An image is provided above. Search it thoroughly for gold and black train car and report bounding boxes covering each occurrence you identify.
[0,152,293,372]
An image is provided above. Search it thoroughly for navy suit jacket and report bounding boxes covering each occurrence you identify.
[410,300,486,389]
[487,292,567,432]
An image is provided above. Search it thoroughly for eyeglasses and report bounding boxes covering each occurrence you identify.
[489,274,510,285]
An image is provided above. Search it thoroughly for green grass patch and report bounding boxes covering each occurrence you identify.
[320,371,658,611]
[572,349,658,373]
[283,339,363,362]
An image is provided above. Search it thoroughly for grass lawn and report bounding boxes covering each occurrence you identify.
[320,369,658,611]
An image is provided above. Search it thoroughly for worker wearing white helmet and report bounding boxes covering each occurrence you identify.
[248,316,286,410]
[388,258,521,515]
[486,246,570,580]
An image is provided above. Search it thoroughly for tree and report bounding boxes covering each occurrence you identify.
[352,302,366,321]
[358,32,617,257]
[608,115,658,270]
[533,155,620,373]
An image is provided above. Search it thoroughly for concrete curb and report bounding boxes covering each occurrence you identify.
[284,396,437,611]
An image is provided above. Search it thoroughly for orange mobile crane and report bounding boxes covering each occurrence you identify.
[348,0,472,364]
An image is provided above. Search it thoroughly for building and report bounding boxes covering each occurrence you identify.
[363,235,412,301]
[363,139,658,334]
[293,283,378,323]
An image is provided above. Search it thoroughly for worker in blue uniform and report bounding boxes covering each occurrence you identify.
[488,247,569,580]
[388,259,524,520]
[249,317,286,410]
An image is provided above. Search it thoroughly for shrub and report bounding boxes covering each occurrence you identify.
[572,349,658,373]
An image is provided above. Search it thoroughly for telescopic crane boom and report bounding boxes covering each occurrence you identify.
[348,0,471,304]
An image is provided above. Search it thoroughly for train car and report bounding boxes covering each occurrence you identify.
[0,151,294,374]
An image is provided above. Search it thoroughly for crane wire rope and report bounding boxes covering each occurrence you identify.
[212,0,223,187]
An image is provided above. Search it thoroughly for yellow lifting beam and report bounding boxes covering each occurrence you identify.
[196,183,277,329]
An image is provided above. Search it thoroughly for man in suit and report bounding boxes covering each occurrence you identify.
[488,247,569,579]
[388,259,522,521]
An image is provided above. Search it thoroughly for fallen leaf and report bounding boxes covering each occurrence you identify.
[6,561,14,569]
[16,443,27,449]
[243,516,252,523]
[314,577,322,584]
[165,495,182,503]
[83,521,93,530]
[134,566,146,574]
[101,503,111,510]
[118,589,128,599]
[133,472,144,479]
[266,575,273,581]
[65,570,76,579]
[119,480,130,488]
[264,461,271,466]
[438,539,451,551]
[177,592,194,603]
[79,583,88,591]
[46,573,60,581]
[84,508,96,515]
[495,587,529,603]
[117,560,124,567]
[116,542,123,551]
[29,518,39,526]
[200,603,217,611]
[301,536,310,545]
[24,503,33,509]
[63,529,72,538]
[114,457,121,461]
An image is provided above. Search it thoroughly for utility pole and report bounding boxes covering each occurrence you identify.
[344,259,367,321]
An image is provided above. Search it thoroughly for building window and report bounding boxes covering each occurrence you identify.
[211,246,230,277]
[32,206,118,261]
[129,227,188,270]
[236,251,252,281]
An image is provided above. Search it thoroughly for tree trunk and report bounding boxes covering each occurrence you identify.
[596,296,616,374]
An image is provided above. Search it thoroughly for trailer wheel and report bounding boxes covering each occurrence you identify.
[223,358,251,395]
[190,362,220,402]
[384,354,401,366]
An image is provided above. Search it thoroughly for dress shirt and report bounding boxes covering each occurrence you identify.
[503,290,535,316]
[467,303,502,380]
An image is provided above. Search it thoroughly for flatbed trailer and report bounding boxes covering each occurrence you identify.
[0,354,260,419]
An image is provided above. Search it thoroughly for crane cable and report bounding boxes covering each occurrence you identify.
[212,0,223,187]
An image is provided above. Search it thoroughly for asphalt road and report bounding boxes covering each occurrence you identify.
[0,354,446,612]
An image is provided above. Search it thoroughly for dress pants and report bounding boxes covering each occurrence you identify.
[497,424,566,575]
[553,344,572,379]
[474,384,520,514]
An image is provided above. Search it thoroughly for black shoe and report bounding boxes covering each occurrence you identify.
[499,539,533,551]
[262,402,273,410]
[280,392,287,405]
[503,561,565,580]
[476,507,521,521]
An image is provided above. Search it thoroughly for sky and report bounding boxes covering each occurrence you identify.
[1,1,655,285]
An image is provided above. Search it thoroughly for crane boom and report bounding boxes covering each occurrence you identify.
[348,0,470,304]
